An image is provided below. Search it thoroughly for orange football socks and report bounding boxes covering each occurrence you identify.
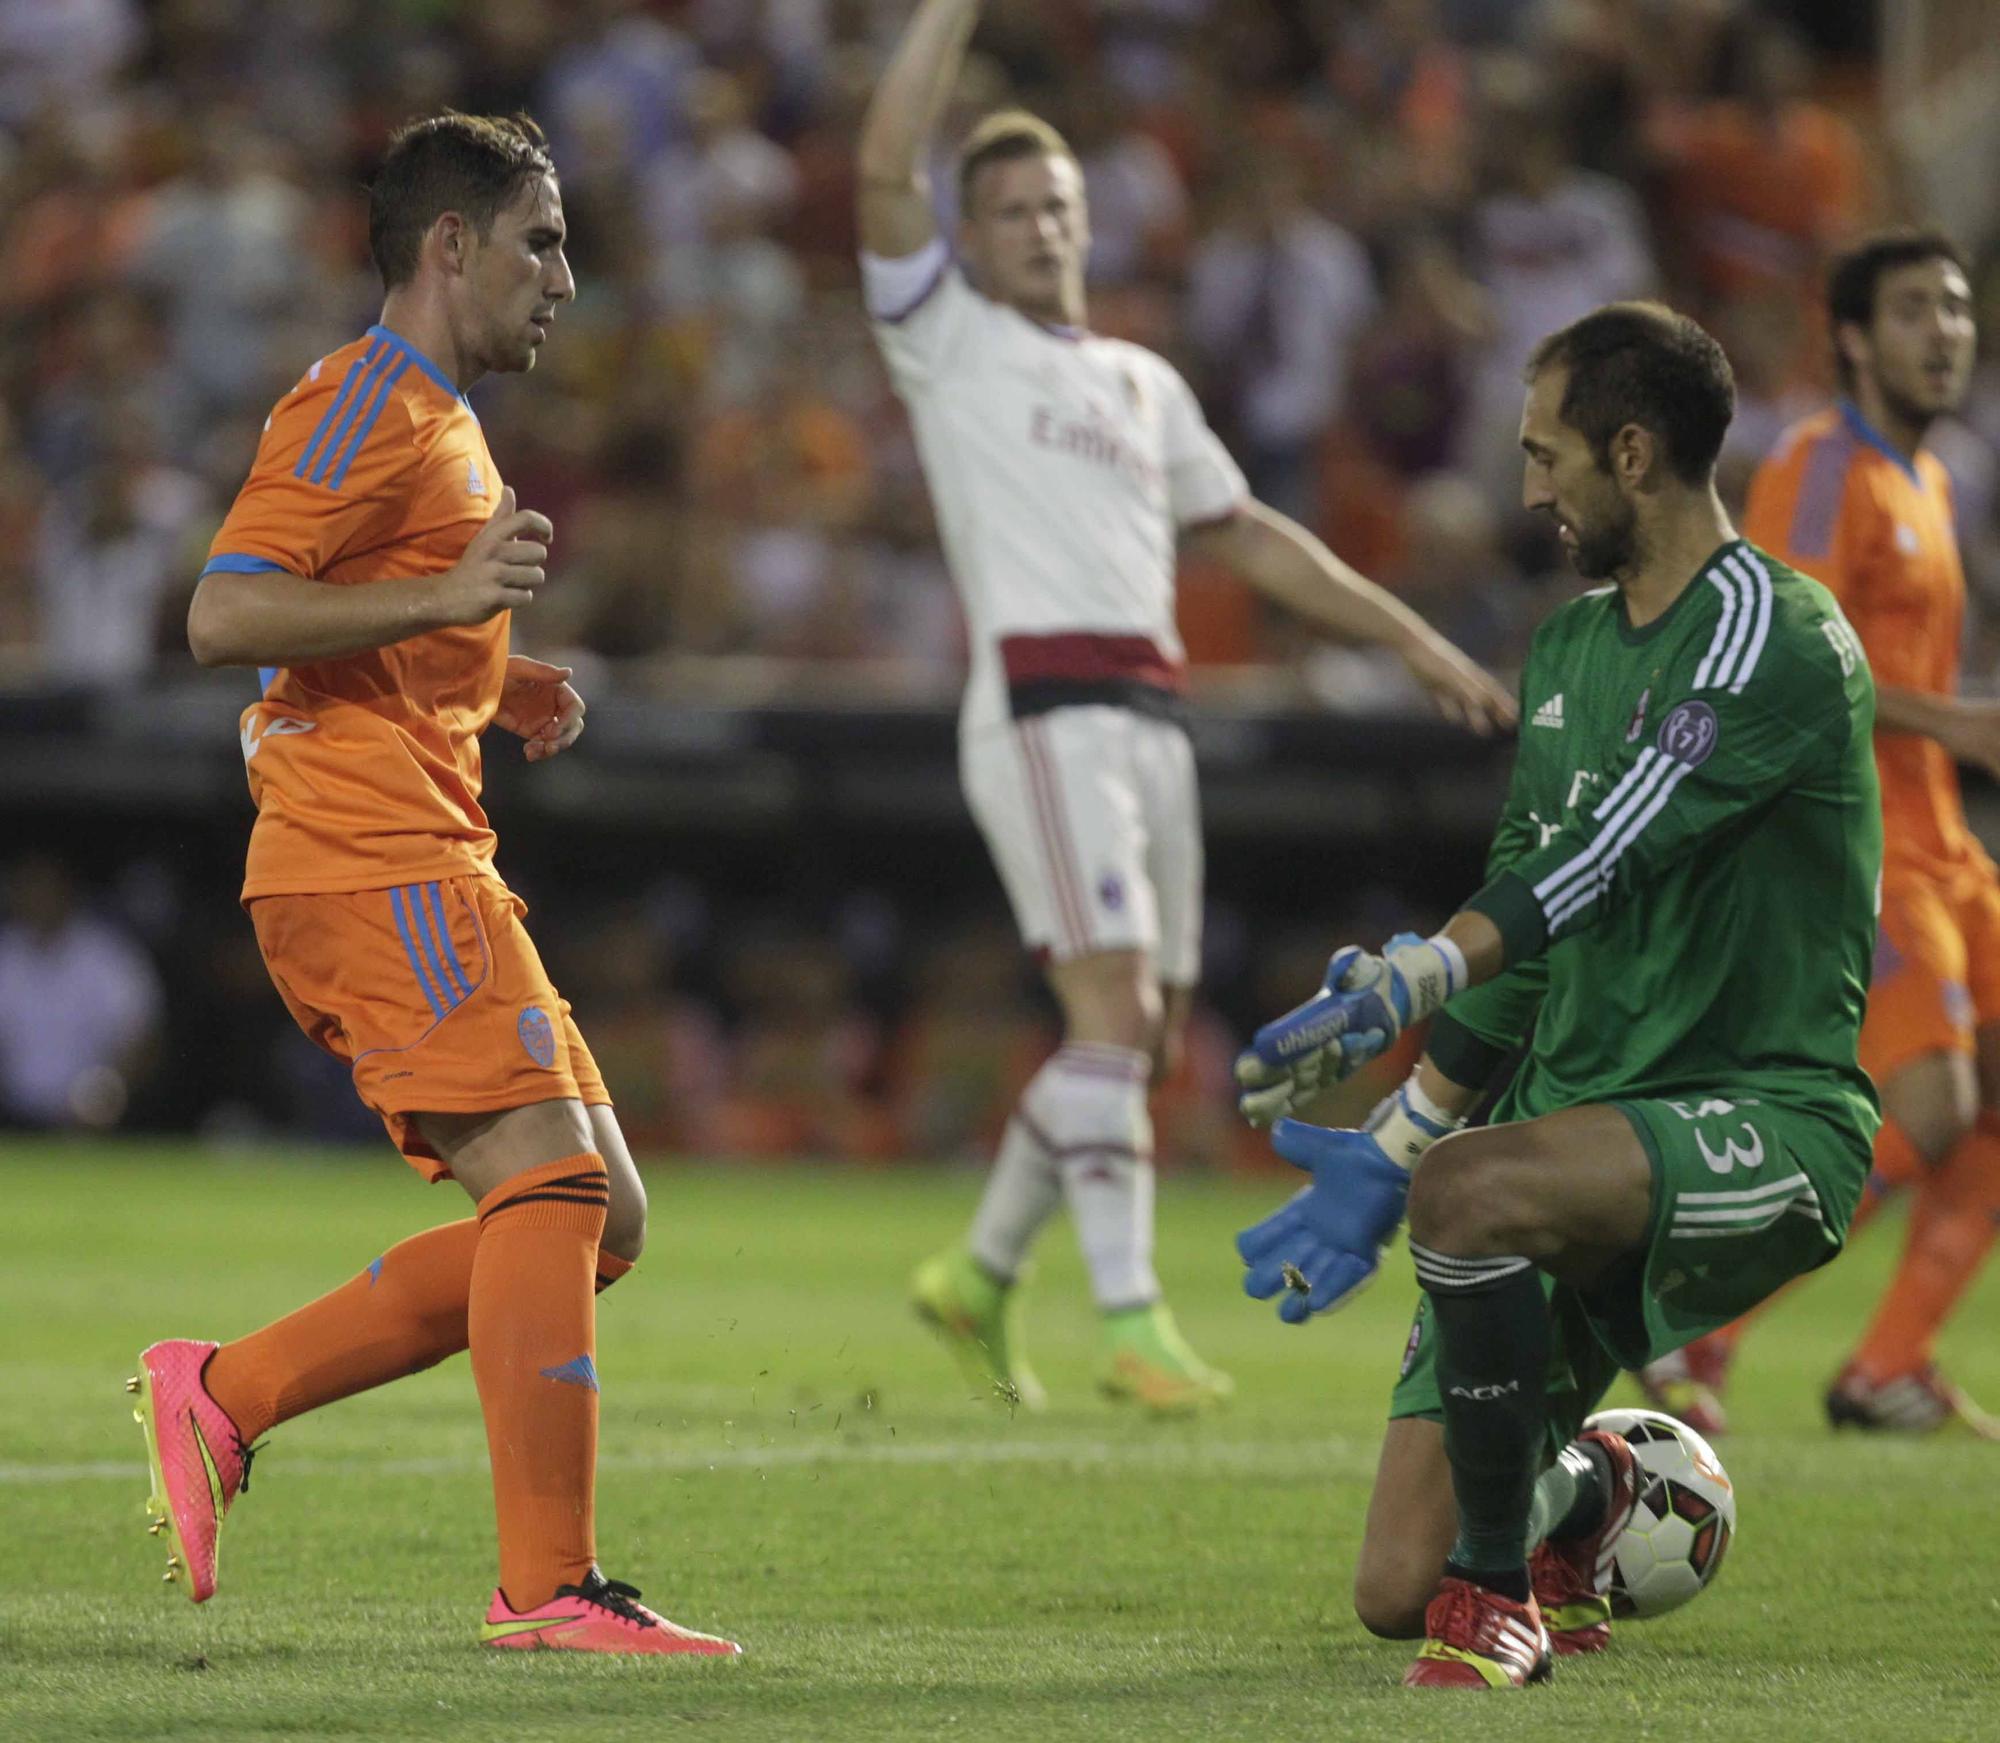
[470,1152,609,1610]
[204,1218,482,1443]
[1852,1112,2000,1382]
[203,1211,641,1449]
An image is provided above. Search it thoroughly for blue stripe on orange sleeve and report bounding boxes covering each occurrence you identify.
[326,356,413,491]
[202,554,290,576]
[296,347,379,481]
[366,324,468,406]
[390,886,450,1022]
[1787,433,1855,560]
[258,667,281,694]
[424,883,475,1002]
[309,344,397,487]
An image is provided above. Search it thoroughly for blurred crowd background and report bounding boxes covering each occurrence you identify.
[3,0,1998,1162]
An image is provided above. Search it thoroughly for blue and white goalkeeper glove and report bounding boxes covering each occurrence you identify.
[1233,930,1467,1126]
[1236,1082,1465,1324]
[1235,1119,1411,1323]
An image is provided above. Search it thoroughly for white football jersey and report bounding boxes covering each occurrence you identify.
[863,239,1247,731]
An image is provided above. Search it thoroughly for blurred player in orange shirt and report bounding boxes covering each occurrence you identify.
[1644,231,1999,1439]
[126,113,742,1653]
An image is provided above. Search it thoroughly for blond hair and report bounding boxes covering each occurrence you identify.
[956,109,1075,214]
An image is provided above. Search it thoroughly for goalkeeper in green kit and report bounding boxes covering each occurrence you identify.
[1233,303,1882,1689]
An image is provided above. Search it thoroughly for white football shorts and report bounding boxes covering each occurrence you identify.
[959,705,1203,986]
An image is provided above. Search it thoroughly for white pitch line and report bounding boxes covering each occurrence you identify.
[0,1435,1369,1486]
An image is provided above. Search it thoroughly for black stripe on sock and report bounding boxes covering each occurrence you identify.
[481,1188,611,1221]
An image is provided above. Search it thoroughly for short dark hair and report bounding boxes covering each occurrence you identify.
[1526,302,1735,485]
[957,109,1075,215]
[1826,228,1970,390]
[368,111,556,290]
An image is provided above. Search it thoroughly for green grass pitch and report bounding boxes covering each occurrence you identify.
[4,1142,1997,1742]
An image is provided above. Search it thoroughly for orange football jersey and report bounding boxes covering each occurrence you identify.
[1743,400,1977,876]
[204,326,508,898]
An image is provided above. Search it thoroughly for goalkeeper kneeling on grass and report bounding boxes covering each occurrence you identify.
[1231,302,1884,1689]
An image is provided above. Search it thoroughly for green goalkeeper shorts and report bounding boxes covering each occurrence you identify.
[1388,1092,1870,1453]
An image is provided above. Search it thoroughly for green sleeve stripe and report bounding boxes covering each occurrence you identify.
[1427,1009,1515,1092]
[1526,746,1690,933]
[1464,869,1547,965]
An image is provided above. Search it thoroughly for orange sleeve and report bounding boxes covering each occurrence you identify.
[205,362,421,582]
[1743,430,1855,607]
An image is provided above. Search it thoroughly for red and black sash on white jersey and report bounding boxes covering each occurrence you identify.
[1000,633,1187,725]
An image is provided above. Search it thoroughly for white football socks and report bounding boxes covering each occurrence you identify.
[1042,1043,1160,1311]
[966,1108,1065,1284]
[967,1041,1160,1308]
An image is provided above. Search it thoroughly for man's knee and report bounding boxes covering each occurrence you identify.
[1886,1050,1979,1166]
[1902,1097,1976,1169]
[1352,1561,1434,1640]
[1148,992,1192,1082]
[1050,953,1162,1053]
[1406,1134,1526,1255]
[603,1188,647,1264]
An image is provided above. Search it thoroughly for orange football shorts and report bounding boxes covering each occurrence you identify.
[1860,856,2000,1090]
[249,874,608,1181]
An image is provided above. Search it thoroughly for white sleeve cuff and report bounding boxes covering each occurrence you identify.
[860,238,951,323]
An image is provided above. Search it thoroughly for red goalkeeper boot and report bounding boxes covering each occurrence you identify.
[1403,1576,1553,1689]
[1530,1428,1641,1653]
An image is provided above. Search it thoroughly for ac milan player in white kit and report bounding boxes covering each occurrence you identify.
[861,0,1515,1411]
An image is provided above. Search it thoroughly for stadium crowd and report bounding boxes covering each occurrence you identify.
[4,0,1999,1156]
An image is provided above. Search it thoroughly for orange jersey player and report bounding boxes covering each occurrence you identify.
[1644,230,2000,1440]
[127,111,743,1655]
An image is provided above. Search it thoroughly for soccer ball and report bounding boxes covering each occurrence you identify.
[1581,1406,1735,1618]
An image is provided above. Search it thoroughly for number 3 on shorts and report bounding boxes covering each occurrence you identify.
[1664,1098,1767,1175]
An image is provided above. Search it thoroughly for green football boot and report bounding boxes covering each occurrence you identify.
[1098,1301,1233,1414]
[910,1248,1047,1411]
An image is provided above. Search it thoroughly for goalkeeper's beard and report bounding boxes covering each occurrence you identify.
[1567,497,1640,582]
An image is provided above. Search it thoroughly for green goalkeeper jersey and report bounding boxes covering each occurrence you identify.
[1437,538,1882,1155]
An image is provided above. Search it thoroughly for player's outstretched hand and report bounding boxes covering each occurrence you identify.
[495,655,585,762]
[1236,1118,1409,1323]
[1233,934,1426,1125]
[1400,631,1517,736]
[439,487,555,626]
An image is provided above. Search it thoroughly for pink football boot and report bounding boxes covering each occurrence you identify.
[481,1571,743,1656]
[128,1339,255,1602]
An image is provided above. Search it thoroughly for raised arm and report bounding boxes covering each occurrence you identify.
[856,0,982,258]
[1184,500,1517,734]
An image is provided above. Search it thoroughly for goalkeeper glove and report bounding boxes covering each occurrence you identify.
[1234,930,1467,1126]
[1236,1078,1465,1324]
[1236,1119,1409,1323]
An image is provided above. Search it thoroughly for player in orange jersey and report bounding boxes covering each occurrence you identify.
[127,112,742,1654]
[1642,231,2000,1439]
